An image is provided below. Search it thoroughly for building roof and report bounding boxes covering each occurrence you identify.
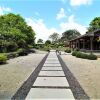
[69,29,100,42]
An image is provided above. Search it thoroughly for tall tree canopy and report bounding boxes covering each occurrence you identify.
[61,29,81,41]
[0,13,35,52]
[49,32,59,43]
[45,40,51,45]
[37,39,43,44]
[88,17,100,32]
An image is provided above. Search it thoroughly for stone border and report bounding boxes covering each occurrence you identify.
[38,76,65,77]
[11,53,49,100]
[41,70,63,71]
[57,54,90,100]
[32,86,70,89]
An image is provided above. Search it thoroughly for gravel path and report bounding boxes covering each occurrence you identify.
[0,51,47,99]
[61,54,100,99]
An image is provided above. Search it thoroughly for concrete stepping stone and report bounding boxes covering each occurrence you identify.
[41,67,62,70]
[45,61,60,64]
[39,71,65,76]
[43,63,61,67]
[33,77,69,87]
[26,88,74,99]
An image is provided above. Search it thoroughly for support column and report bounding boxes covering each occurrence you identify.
[83,39,85,49]
[90,36,94,54]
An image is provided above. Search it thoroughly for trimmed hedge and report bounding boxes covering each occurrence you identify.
[72,51,78,56]
[17,48,28,56]
[72,51,97,60]
[7,52,18,59]
[87,54,97,60]
[65,49,71,53]
[0,54,7,64]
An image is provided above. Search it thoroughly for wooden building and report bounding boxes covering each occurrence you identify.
[69,29,100,52]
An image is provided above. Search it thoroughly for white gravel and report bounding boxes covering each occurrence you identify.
[61,54,100,99]
[0,52,47,99]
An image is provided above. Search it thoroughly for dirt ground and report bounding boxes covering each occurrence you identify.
[61,54,100,99]
[0,52,46,99]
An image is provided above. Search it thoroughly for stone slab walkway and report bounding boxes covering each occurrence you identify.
[26,51,75,99]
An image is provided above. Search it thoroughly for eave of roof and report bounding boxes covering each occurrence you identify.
[69,29,100,42]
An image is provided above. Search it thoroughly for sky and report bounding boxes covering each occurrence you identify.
[0,0,100,41]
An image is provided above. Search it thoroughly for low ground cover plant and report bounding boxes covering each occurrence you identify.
[0,54,7,64]
[72,51,97,60]
[65,49,71,53]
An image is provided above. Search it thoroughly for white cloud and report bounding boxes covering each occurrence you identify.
[26,18,58,42]
[70,0,93,6]
[26,15,87,42]
[56,8,67,20]
[60,15,87,34]
[0,6,12,15]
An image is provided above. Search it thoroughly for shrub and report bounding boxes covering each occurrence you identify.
[17,39,26,48]
[81,53,88,59]
[0,54,7,64]
[72,51,78,56]
[87,54,97,60]
[6,42,18,52]
[72,51,97,60]
[75,48,80,51]
[28,49,36,53]
[65,49,71,53]
[76,52,82,58]
[7,52,18,59]
[17,48,28,56]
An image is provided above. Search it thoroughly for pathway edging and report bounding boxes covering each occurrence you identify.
[57,54,90,100]
[11,53,49,100]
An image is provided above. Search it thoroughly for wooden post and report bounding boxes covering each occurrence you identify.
[83,39,85,49]
[90,36,93,54]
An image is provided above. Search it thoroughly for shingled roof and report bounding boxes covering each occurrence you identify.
[69,29,100,41]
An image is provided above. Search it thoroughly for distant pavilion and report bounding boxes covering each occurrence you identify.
[69,29,100,52]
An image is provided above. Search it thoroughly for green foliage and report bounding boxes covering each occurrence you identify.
[6,41,18,52]
[7,52,18,59]
[88,17,100,32]
[65,49,71,53]
[72,51,78,56]
[72,51,97,60]
[17,48,28,56]
[87,54,97,60]
[0,54,7,64]
[37,39,43,44]
[0,13,35,53]
[49,32,59,43]
[17,39,26,48]
[45,40,51,45]
[61,29,81,41]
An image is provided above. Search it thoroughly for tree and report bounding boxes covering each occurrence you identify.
[49,32,59,43]
[0,13,35,52]
[88,17,100,32]
[61,29,81,41]
[37,39,43,44]
[45,40,51,45]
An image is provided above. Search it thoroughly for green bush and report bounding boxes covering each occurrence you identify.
[72,51,97,60]
[7,52,18,59]
[76,52,82,58]
[17,39,26,48]
[17,48,28,56]
[0,54,7,64]
[72,51,78,56]
[65,49,71,53]
[87,54,97,60]
[6,42,18,52]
